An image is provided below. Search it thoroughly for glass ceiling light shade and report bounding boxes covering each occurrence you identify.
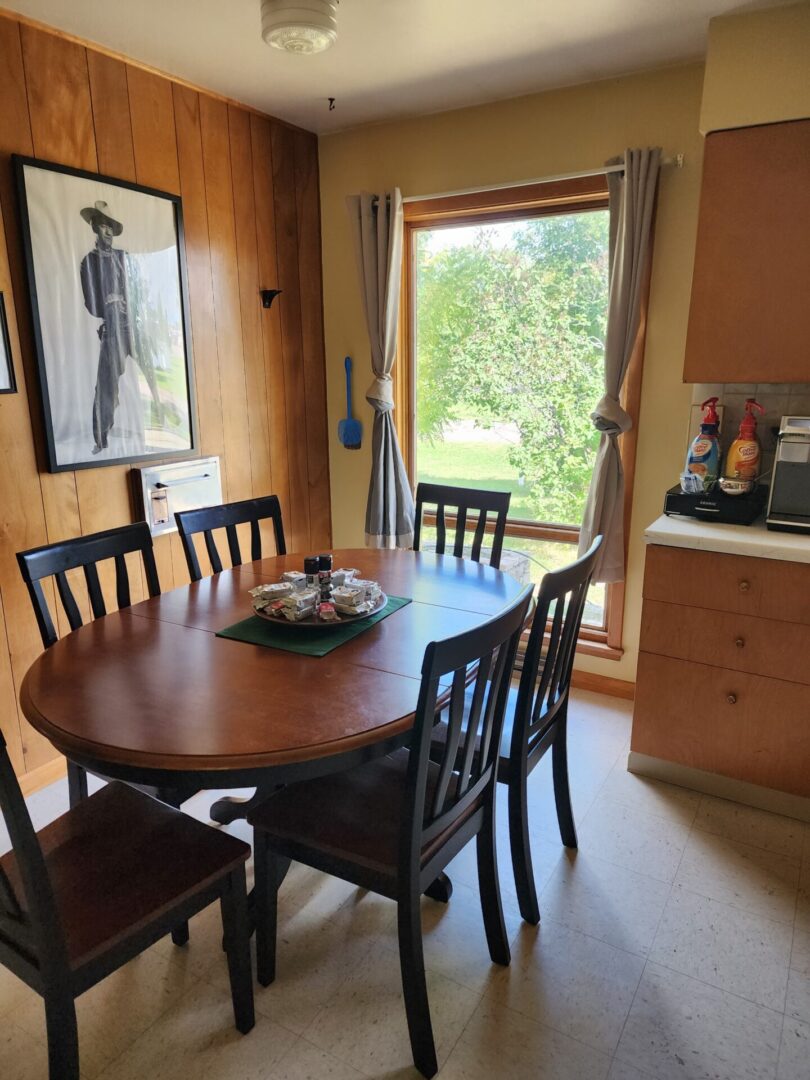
[261,0,338,54]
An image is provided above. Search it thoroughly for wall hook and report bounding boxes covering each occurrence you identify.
[260,289,281,309]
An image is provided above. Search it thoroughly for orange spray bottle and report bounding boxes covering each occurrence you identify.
[725,398,764,480]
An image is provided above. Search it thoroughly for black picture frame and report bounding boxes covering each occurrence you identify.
[0,293,17,394]
[14,154,197,472]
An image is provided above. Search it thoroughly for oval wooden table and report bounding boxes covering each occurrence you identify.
[21,548,523,806]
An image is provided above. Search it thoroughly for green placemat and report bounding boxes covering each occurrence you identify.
[216,595,412,657]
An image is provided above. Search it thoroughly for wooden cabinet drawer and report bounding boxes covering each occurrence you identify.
[640,600,810,686]
[644,545,810,626]
[632,653,810,796]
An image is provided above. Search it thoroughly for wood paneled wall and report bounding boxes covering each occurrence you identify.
[0,12,331,782]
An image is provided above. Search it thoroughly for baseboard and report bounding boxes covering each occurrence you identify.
[627,751,810,823]
[18,755,67,797]
[571,670,635,700]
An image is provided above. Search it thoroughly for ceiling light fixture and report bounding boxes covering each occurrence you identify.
[261,0,338,54]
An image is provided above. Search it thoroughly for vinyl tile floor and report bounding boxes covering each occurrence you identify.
[1,689,809,1079]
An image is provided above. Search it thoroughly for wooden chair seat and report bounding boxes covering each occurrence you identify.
[1,782,249,969]
[249,749,481,890]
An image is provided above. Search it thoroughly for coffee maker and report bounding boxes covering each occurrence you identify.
[766,417,810,533]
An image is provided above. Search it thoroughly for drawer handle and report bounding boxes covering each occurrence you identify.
[727,693,737,705]
[734,637,745,648]
[738,580,751,593]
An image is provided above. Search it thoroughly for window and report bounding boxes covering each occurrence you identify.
[398,178,644,656]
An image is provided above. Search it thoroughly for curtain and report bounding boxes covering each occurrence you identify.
[346,189,415,548]
[578,147,661,582]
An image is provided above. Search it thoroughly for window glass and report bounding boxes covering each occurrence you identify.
[413,208,610,628]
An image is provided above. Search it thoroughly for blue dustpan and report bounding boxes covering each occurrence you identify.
[338,356,362,450]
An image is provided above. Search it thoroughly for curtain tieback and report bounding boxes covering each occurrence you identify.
[365,374,395,414]
[590,394,632,437]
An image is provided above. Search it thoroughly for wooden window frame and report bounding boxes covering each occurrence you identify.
[395,176,651,660]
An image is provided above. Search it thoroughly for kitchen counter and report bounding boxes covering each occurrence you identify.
[644,513,810,564]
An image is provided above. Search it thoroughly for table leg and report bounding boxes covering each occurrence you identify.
[424,872,453,904]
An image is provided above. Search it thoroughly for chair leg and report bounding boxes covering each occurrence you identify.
[552,721,578,849]
[44,990,79,1080]
[66,761,88,807]
[397,885,438,1079]
[153,788,192,946]
[221,867,255,1034]
[253,831,279,988]
[171,923,190,946]
[508,774,540,925]
[476,812,510,966]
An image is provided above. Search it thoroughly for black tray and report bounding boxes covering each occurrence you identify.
[663,484,768,526]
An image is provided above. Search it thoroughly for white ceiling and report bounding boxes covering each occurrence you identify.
[5,0,785,133]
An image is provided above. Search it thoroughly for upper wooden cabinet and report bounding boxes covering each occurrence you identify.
[684,119,810,383]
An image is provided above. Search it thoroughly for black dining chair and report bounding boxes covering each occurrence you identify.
[413,482,511,570]
[17,522,161,808]
[0,730,254,1080]
[432,536,603,925]
[502,536,602,923]
[174,494,287,583]
[248,583,533,1079]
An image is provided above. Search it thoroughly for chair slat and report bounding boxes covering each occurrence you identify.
[435,503,447,556]
[452,507,467,558]
[28,580,58,649]
[470,508,487,563]
[114,554,131,611]
[82,563,107,621]
[531,598,564,729]
[478,642,509,768]
[431,667,467,819]
[204,530,224,574]
[174,496,287,583]
[225,524,242,568]
[456,656,490,795]
[250,520,262,563]
[55,572,83,632]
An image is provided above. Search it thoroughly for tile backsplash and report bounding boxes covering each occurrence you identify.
[688,382,810,481]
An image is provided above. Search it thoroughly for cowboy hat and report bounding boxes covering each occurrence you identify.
[80,200,123,235]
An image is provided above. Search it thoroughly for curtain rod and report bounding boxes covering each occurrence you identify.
[400,153,683,205]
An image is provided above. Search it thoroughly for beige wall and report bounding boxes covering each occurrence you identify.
[319,64,705,684]
[701,1,810,134]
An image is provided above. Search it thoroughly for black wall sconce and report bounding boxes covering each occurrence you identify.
[260,289,282,309]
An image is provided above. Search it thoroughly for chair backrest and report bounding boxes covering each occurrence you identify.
[510,537,603,764]
[0,730,69,988]
[413,483,511,569]
[17,522,161,650]
[174,495,287,582]
[402,584,533,869]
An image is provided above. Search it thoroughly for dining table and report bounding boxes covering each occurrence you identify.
[20,547,524,898]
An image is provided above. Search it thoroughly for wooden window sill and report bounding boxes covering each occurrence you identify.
[576,638,624,661]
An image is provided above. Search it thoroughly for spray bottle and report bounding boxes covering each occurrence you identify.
[682,397,721,493]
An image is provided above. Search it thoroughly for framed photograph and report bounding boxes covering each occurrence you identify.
[14,155,196,471]
[0,293,16,394]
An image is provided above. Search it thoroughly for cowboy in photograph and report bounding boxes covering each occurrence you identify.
[79,200,162,454]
